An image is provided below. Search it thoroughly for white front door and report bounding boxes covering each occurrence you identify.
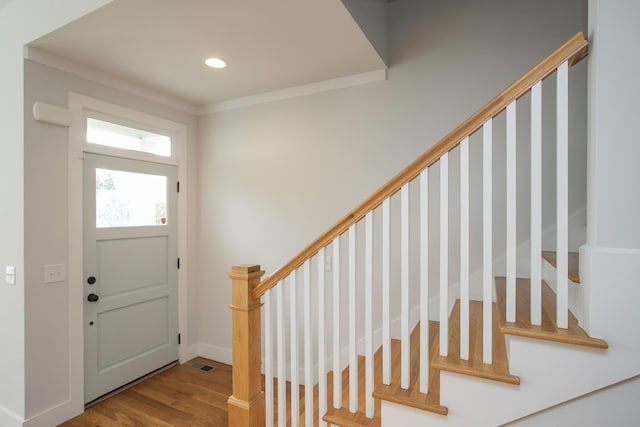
[83,153,179,403]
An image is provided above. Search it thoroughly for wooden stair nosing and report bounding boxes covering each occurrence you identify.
[542,250,580,283]
[431,300,521,386]
[494,277,608,349]
[372,321,448,416]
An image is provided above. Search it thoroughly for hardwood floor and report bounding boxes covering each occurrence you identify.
[59,358,232,427]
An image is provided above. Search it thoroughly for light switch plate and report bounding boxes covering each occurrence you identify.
[5,266,16,285]
[44,264,66,284]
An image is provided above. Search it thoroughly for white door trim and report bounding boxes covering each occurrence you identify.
[67,92,190,415]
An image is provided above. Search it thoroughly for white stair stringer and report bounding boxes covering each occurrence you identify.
[381,246,640,426]
[382,339,615,426]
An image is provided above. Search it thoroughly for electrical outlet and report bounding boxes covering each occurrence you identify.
[44,264,66,284]
[5,266,15,285]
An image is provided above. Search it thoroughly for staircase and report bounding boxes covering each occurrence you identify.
[227,32,610,427]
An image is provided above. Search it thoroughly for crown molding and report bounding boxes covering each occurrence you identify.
[199,68,388,115]
[24,46,198,115]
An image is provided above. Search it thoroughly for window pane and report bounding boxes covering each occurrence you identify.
[96,168,167,228]
[87,118,172,157]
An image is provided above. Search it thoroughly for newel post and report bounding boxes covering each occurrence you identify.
[228,264,266,427]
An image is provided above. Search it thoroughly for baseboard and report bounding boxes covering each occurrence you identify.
[21,399,82,427]
[180,343,200,363]
[197,342,233,365]
[0,404,22,427]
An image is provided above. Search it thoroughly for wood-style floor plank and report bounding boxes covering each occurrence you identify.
[58,358,231,427]
[432,300,520,385]
[542,251,580,283]
[495,277,608,349]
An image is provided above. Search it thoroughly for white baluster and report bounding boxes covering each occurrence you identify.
[332,238,341,408]
[276,283,286,427]
[439,153,449,358]
[460,138,470,361]
[420,169,430,391]
[401,183,410,389]
[348,224,357,412]
[506,101,517,323]
[265,290,274,427]
[531,81,542,326]
[483,119,493,364]
[382,198,391,385]
[365,211,374,417]
[556,61,569,329]
[318,248,327,427]
[304,260,313,427]
[290,271,299,426]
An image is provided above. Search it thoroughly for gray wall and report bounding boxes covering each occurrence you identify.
[0,1,112,423]
[23,59,198,418]
[507,376,640,426]
[196,0,587,358]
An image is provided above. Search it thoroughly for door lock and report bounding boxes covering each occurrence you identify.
[87,276,96,285]
[87,293,99,302]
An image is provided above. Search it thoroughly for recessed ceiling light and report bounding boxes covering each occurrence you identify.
[205,57,227,69]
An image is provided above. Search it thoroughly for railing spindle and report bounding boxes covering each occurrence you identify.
[317,248,327,427]
[264,290,274,427]
[276,283,286,426]
[332,238,341,409]
[419,170,430,391]
[365,212,374,417]
[531,81,543,326]
[382,198,391,385]
[556,61,569,329]
[348,225,357,412]
[506,101,517,323]
[439,153,449,357]
[303,261,313,427]
[290,271,299,426]
[401,183,410,389]
[460,138,470,360]
[483,119,493,364]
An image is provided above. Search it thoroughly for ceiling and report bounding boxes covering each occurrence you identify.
[28,0,386,109]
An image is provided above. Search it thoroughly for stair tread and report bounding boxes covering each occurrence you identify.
[432,300,520,385]
[323,407,380,427]
[323,355,381,427]
[494,277,608,349]
[542,251,580,283]
[372,321,448,416]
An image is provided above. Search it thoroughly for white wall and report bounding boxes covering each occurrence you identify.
[506,376,640,426]
[22,60,198,424]
[0,1,112,425]
[196,0,587,363]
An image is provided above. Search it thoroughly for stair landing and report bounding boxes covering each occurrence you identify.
[494,277,608,349]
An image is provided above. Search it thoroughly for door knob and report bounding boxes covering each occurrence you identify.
[87,276,96,285]
[87,293,99,302]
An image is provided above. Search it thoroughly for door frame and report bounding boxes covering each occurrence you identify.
[67,93,191,413]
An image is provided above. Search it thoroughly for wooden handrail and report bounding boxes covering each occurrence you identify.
[252,32,588,300]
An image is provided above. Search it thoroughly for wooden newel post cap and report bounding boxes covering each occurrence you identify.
[228,264,265,280]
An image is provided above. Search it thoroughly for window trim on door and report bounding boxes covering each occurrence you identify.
[67,92,191,413]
